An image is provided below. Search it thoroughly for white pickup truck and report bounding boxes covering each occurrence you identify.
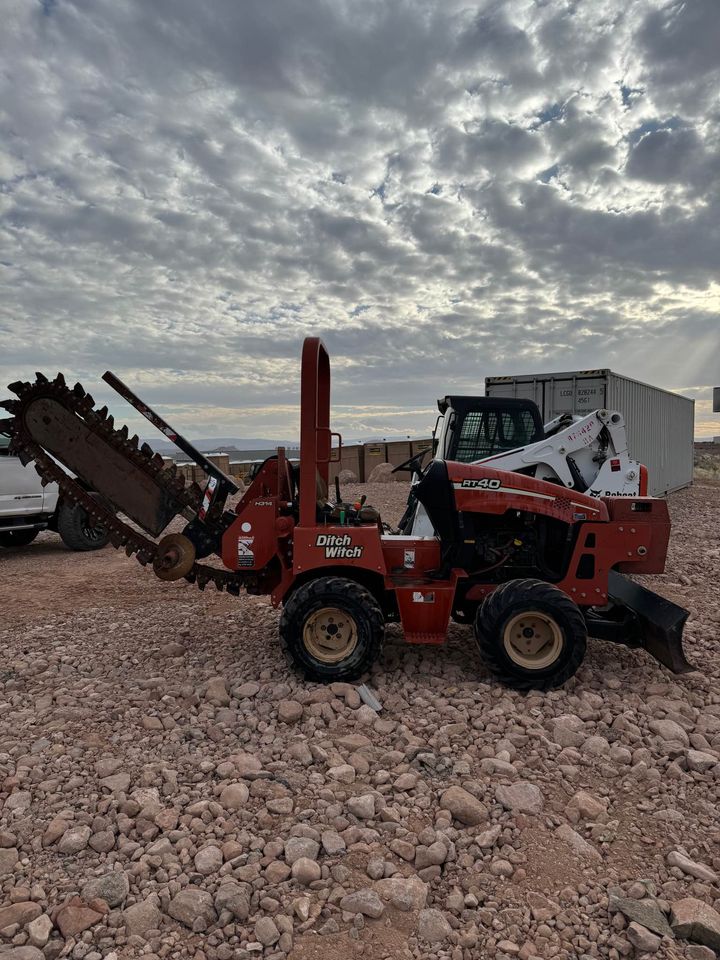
[0,429,109,550]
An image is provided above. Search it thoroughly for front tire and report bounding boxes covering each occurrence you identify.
[57,498,110,551]
[474,579,587,691]
[279,577,384,682]
[0,529,39,547]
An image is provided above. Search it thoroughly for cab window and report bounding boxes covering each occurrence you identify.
[454,409,538,462]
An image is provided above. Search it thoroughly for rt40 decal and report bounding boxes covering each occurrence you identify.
[460,478,502,489]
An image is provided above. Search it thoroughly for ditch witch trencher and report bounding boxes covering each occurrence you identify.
[2,337,692,690]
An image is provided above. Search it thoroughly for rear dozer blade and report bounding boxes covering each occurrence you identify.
[606,570,694,675]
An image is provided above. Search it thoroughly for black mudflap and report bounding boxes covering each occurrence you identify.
[588,571,694,675]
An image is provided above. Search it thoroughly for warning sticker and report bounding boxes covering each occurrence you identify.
[404,549,415,569]
[237,536,255,568]
[412,591,435,603]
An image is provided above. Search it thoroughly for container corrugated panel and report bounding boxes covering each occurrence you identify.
[385,441,412,469]
[228,461,248,479]
[339,445,363,480]
[483,375,545,410]
[606,374,694,496]
[206,453,231,474]
[486,369,611,417]
[363,443,386,473]
[412,438,433,457]
[486,369,694,497]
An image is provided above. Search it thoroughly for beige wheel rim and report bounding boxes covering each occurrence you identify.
[503,610,563,669]
[303,607,358,664]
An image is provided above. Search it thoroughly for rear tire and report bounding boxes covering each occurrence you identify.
[279,577,384,682]
[57,497,110,551]
[474,578,587,691]
[0,529,39,547]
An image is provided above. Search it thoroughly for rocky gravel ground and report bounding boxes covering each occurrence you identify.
[1,480,719,960]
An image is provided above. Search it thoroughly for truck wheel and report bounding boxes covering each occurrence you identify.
[57,498,110,551]
[0,529,39,547]
[474,579,587,691]
[279,577,384,682]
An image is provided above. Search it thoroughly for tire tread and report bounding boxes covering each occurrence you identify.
[57,499,110,551]
[475,578,587,691]
[279,576,384,683]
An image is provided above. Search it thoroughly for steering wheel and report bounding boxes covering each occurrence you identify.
[391,450,430,474]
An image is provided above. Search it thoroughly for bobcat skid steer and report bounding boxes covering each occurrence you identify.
[399,396,646,538]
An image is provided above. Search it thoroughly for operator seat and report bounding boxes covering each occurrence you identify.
[412,460,458,546]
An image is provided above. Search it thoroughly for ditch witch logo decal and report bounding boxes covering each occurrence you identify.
[315,533,364,559]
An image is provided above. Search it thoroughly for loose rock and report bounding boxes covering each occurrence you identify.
[340,889,385,919]
[219,782,249,810]
[555,824,602,862]
[81,871,130,908]
[376,877,428,911]
[123,899,162,938]
[255,916,281,946]
[418,908,452,943]
[627,922,662,953]
[55,900,104,938]
[167,888,217,929]
[671,898,720,949]
[667,850,718,883]
[441,785,488,825]
[495,781,543,814]
[278,699,304,723]
[57,824,91,854]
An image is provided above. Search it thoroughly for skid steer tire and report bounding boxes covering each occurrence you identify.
[279,577,384,683]
[474,578,587,691]
[57,497,110,551]
[0,529,39,547]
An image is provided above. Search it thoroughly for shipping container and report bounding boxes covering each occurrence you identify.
[363,442,386,478]
[205,452,231,474]
[485,369,694,496]
[411,437,433,455]
[385,440,412,470]
[229,461,249,480]
[349,444,365,482]
[179,463,192,481]
[330,444,364,482]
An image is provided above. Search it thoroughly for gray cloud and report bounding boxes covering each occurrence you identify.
[1,0,719,441]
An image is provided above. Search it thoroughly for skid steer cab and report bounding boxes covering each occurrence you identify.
[3,338,692,691]
[399,395,649,537]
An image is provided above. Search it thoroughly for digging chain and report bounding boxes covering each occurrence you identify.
[1,373,244,595]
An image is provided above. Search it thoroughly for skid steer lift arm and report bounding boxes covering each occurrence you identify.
[477,408,645,496]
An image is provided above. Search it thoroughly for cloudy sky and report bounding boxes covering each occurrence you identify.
[1,0,719,442]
